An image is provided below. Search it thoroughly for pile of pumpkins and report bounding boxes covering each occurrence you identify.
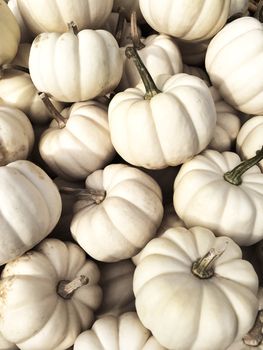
[0,0,263,349]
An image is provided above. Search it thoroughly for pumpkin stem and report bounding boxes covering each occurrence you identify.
[115,9,126,46]
[192,241,228,279]
[125,46,160,100]
[0,64,29,77]
[59,186,106,204]
[57,275,89,299]
[39,92,67,128]
[130,11,145,49]
[67,21,78,35]
[223,146,263,186]
[243,310,263,346]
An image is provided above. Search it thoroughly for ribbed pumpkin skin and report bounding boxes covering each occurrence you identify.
[109,73,217,169]
[0,0,20,65]
[0,106,34,165]
[206,17,263,114]
[74,312,166,350]
[134,227,259,350]
[236,116,263,172]
[71,163,164,262]
[0,160,62,265]
[17,0,113,34]
[39,101,115,181]
[29,29,123,103]
[173,150,263,246]
[139,0,230,41]
[0,239,102,350]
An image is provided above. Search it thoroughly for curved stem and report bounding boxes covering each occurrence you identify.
[1,64,29,74]
[224,146,263,186]
[130,11,145,49]
[243,310,263,346]
[115,9,126,46]
[67,21,78,35]
[57,275,89,299]
[59,186,106,204]
[39,92,67,128]
[125,46,160,100]
[192,241,228,279]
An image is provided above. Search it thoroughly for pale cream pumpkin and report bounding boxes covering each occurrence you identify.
[236,116,263,172]
[109,48,216,169]
[0,105,34,165]
[206,17,263,115]
[0,70,64,124]
[39,99,115,180]
[71,163,164,262]
[208,86,241,152]
[17,0,113,34]
[118,33,183,91]
[173,149,263,246]
[0,160,62,265]
[0,238,102,350]
[74,312,166,350]
[29,27,123,103]
[0,0,20,66]
[139,0,230,41]
[134,226,259,350]
[96,259,135,318]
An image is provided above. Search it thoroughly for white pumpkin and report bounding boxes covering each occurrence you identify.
[139,0,230,41]
[227,287,263,349]
[0,70,64,124]
[109,48,216,169]
[173,149,263,246]
[0,160,62,265]
[118,33,183,91]
[236,115,263,172]
[29,27,123,103]
[96,259,135,318]
[74,312,166,350]
[206,17,263,115]
[134,226,259,350]
[0,0,20,66]
[71,163,164,262]
[208,86,241,152]
[0,238,102,350]
[39,99,115,180]
[17,0,113,34]
[0,106,34,165]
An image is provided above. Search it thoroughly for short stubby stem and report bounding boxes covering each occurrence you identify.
[57,275,89,299]
[243,310,263,347]
[59,186,106,205]
[67,21,78,35]
[125,46,161,100]
[39,92,67,128]
[223,146,263,186]
[192,241,228,279]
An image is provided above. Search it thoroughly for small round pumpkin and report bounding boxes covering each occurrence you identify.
[0,238,102,350]
[16,0,113,34]
[74,312,166,350]
[71,163,164,262]
[0,0,20,66]
[29,27,123,103]
[134,226,259,349]
[0,160,62,265]
[138,0,230,41]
